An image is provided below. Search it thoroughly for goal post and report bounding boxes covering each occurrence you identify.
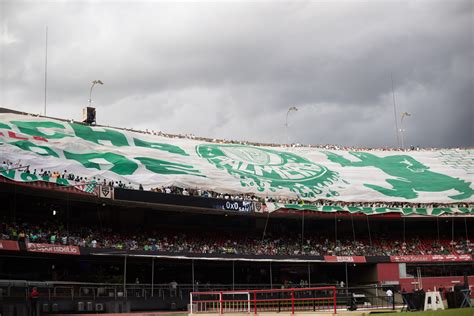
[190,291,251,314]
[190,286,337,314]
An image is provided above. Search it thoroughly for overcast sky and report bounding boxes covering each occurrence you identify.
[1,0,472,148]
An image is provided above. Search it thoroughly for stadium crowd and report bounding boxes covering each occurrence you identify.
[2,161,472,211]
[1,220,472,257]
[15,112,470,151]
[117,124,464,152]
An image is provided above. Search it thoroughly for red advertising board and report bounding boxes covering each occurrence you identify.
[0,240,20,251]
[324,256,367,263]
[390,254,472,263]
[26,243,80,255]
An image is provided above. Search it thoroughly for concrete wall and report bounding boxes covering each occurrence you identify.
[376,263,400,283]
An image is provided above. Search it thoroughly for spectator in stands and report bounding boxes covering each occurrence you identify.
[50,233,56,244]
[18,230,26,250]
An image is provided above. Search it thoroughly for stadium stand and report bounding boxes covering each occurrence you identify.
[1,220,472,256]
[0,108,472,315]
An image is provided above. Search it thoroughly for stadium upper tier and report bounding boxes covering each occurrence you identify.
[0,108,472,204]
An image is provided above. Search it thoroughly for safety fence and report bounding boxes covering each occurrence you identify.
[190,287,338,314]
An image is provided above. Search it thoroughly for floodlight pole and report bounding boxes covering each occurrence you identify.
[89,80,104,107]
[391,73,400,147]
[285,106,298,144]
[43,26,48,116]
[400,112,411,149]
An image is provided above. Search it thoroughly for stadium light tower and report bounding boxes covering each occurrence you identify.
[285,106,298,144]
[89,80,104,107]
[400,112,411,149]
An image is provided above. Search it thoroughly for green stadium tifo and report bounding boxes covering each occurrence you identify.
[0,107,472,315]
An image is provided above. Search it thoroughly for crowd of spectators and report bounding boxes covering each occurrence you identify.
[24,111,471,151]
[1,160,135,189]
[1,220,472,257]
[2,160,472,211]
[115,123,469,152]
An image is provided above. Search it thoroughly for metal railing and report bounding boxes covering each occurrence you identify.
[0,278,397,312]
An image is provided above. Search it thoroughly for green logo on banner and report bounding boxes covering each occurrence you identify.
[325,151,473,200]
[197,144,339,198]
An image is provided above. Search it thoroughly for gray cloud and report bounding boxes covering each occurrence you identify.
[1,0,472,148]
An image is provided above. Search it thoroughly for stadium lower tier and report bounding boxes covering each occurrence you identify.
[0,178,473,314]
[1,186,473,258]
[1,250,473,314]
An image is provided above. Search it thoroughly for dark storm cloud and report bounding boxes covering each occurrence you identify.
[1,0,472,147]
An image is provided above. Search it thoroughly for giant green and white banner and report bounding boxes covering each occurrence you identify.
[266,203,474,216]
[0,112,472,204]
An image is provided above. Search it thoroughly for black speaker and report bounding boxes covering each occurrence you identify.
[445,291,463,308]
[83,107,96,125]
[410,290,425,311]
